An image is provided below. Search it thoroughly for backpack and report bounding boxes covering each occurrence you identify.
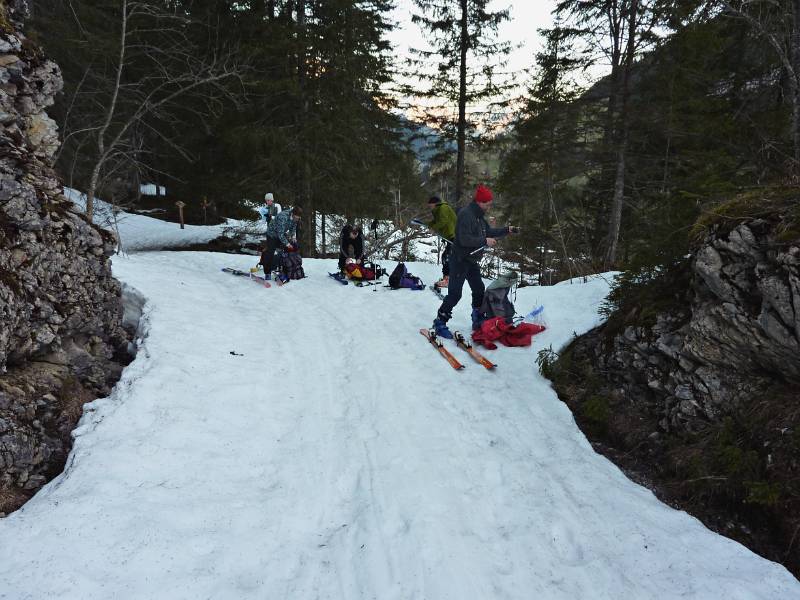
[345,263,376,280]
[280,250,305,280]
[388,262,425,290]
[364,261,386,279]
[480,272,517,323]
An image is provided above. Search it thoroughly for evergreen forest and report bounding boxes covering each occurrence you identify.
[28,1,800,278]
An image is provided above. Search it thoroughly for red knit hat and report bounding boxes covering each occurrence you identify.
[475,185,493,203]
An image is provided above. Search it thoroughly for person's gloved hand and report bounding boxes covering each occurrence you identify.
[509,225,521,234]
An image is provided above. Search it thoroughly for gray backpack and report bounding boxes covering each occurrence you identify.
[480,272,517,323]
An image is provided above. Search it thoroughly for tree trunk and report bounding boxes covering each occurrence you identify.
[321,212,326,255]
[792,0,800,171]
[87,0,129,220]
[605,146,626,267]
[87,161,102,224]
[455,0,469,203]
[295,0,316,255]
[661,75,674,194]
[604,0,638,269]
[593,1,624,263]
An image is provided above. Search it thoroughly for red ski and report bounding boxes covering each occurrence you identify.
[453,331,497,370]
[222,267,271,288]
[419,329,464,370]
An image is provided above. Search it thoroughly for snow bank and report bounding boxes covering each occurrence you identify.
[0,253,796,599]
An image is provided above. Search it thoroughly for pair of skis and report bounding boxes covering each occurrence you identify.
[222,267,290,287]
[222,267,271,288]
[329,272,382,287]
[419,329,496,370]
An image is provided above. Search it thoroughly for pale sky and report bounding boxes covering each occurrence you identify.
[388,0,557,78]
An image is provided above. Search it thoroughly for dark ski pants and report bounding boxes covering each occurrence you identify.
[437,253,484,322]
[261,235,282,274]
[441,242,452,277]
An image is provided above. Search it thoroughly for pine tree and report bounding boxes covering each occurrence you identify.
[554,0,668,267]
[33,1,419,233]
[498,23,589,282]
[407,0,511,203]
[717,0,800,174]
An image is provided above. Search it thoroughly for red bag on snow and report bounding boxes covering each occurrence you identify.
[472,317,546,350]
[345,263,376,280]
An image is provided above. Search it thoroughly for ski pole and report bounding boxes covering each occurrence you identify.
[410,219,453,244]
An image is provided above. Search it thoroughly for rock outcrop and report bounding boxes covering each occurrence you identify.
[0,0,129,513]
[549,194,800,575]
[601,218,799,433]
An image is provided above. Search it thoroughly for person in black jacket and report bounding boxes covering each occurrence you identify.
[338,223,365,271]
[432,185,519,339]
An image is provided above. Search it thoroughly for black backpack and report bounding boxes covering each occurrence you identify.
[281,251,305,280]
[388,263,405,288]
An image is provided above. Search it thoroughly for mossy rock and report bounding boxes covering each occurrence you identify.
[745,481,781,507]
[582,394,610,426]
[600,260,693,338]
[0,3,14,35]
[690,187,800,245]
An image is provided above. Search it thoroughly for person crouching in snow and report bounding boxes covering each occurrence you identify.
[427,195,456,289]
[431,185,519,339]
[338,223,365,273]
[259,206,303,279]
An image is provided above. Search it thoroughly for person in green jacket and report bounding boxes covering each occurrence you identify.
[427,195,457,288]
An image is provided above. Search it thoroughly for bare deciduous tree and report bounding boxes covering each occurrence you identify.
[65,0,245,219]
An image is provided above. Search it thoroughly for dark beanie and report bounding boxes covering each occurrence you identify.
[428,195,441,205]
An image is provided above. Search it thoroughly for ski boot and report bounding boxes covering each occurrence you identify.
[471,308,485,331]
[432,318,453,339]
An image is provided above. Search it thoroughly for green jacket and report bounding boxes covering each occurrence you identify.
[428,202,456,241]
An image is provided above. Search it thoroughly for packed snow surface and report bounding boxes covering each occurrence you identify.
[0,251,798,599]
[63,188,235,251]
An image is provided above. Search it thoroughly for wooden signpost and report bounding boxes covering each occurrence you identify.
[175,200,186,229]
[200,196,209,225]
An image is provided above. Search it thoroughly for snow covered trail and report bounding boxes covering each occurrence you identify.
[0,252,797,600]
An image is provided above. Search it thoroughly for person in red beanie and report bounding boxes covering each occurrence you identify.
[431,185,519,339]
[474,185,493,203]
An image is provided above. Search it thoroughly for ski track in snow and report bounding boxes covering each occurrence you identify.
[0,252,798,600]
